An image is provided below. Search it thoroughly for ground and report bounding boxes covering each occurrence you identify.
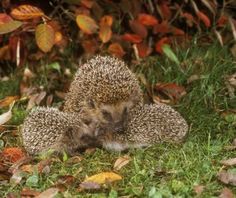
[0,42,236,197]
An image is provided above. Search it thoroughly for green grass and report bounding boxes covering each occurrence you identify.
[1,42,236,197]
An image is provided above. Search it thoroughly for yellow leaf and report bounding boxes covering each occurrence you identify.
[99,24,112,43]
[35,24,55,53]
[84,172,122,184]
[11,5,44,20]
[76,15,98,34]
[100,15,113,27]
[0,20,22,34]
[0,96,19,108]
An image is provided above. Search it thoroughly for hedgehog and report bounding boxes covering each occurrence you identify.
[99,102,188,151]
[63,55,144,134]
[21,107,101,156]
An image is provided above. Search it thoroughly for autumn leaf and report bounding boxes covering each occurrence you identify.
[122,33,142,43]
[197,11,211,28]
[35,188,59,198]
[108,43,125,58]
[217,15,228,27]
[0,20,22,34]
[76,14,98,34]
[100,15,113,27]
[172,27,185,36]
[0,45,11,60]
[83,172,122,185]
[35,24,55,53]
[114,155,131,170]
[129,20,147,38]
[99,24,112,43]
[159,2,172,20]
[1,147,26,163]
[155,37,170,54]
[154,82,186,102]
[220,158,236,166]
[218,170,236,186]
[0,13,13,24]
[0,96,19,108]
[193,185,204,196]
[181,12,196,27]
[136,43,152,58]
[153,21,169,34]
[138,13,158,26]
[219,187,234,198]
[11,5,44,20]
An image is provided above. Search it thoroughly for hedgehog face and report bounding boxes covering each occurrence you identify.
[83,99,133,135]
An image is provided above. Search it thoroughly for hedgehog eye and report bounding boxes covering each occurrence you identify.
[87,99,95,109]
[101,110,112,121]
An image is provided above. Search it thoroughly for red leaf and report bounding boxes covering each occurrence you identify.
[1,147,26,163]
[155,37,170,54]
[160,2,172,20]
[181,12,196,27]
[0,13,13,24]
[129,20,148,38]
[136,43,152,58]
[217,15,228,27]
[172,27,185,36]
[197,11,211,27]
[154,83,186,101]
[137,13,158,26]
[153,21,169,34]
[122,33,142,43]
[108,43,125,58]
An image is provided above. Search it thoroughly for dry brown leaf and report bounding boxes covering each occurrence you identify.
[79,181,101,190]
[113,155,131,170]
[35,188,59,198]
[83,172,122,185]
[108,43,125,58]
[193,185,204,195]
[220,158,236,166]
[219,187,234,198]
[218,170,236,186]
[11,5,44,20]
[21,188,40,197]
[0,96,19,108]
[0,101,15,125]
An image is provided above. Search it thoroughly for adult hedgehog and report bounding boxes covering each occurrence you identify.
[64,55,143,134]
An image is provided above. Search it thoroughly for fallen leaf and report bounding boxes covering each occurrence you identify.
[1,147,26,163]
[217,15,228,27]
[21,188,40,197]
[113,155,131,170]
[136,43,152,58]
[100,15,113,27]
[56,175,75,186]
[220,158,236,166]
[0,20,22,35]
[76,14,98,34]
[10,170,25,186]
[99,24,112,43]
[0,101,14,125]
[193,185,204,196]
[219,187,234,198]
[137,13,158,26]
[35,24,55,53]
[154,82,186,102]
[155,37,170,54]
[159,2,172,19]
[79,181,101,190]
[35,188,59,198]
[0,96,19,108]
[122,33,142,43]
[11,4,44,20]
[129,20,147,38]
[83,172,122,185]
[197,11,211,28]
[0,13,13,24]
[181,12,196,27]
[108,43,125,58]
[218,170,236,186]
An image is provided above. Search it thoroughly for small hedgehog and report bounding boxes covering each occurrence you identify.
[63,55,143,134]
[100,102,188,151]
[21,107,100,156]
